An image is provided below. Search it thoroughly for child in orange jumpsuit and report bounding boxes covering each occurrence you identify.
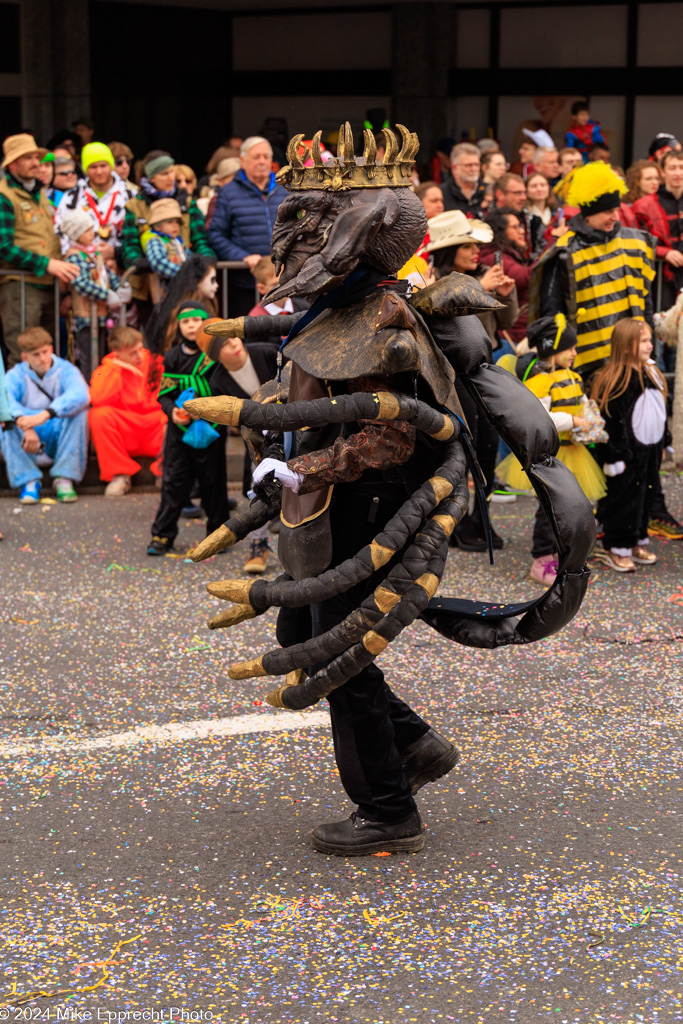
[88,326,166,497]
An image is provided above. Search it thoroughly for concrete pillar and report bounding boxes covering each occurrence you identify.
[21,0,90,142]
[392,2,453,163]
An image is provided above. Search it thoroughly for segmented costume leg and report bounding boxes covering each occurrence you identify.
[206,437,466,611]
[190,496,281,561]
[267,521,453,709]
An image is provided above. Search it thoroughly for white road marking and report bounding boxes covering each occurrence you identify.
[0,710,330,758]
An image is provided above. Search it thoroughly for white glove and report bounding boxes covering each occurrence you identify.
[106,289,121,310]
[252,457,304,493]
[603,461,626,477]
[117,283,132,304]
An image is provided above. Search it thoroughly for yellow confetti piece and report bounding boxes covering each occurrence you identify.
[0,933,141,1007]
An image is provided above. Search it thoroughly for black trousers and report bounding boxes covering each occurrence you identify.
[598,446,661,550]
[277,484,430,822]
[530,505,556,558]
[151,427,230,544]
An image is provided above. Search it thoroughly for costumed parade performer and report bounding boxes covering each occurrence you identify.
[497,314,606,587]
[591,318,667,574]
[530,161,656,380]
[184,124,595,856]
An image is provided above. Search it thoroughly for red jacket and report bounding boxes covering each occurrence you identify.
[478,243,531,343]
[619,202,636,228]
[631,194,673,259]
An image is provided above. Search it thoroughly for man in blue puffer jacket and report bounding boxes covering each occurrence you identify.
[208,136,288,316]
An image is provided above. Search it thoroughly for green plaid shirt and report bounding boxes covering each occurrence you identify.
[121,196,215,268]
[0,172,51,276]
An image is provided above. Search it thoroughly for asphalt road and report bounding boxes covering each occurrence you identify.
[1,478,682,1024]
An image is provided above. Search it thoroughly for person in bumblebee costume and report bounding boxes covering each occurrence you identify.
[184,124,595,856]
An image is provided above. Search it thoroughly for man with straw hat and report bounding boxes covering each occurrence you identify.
[0,133,79,366]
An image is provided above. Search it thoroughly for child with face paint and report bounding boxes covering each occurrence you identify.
[147,301,231,555]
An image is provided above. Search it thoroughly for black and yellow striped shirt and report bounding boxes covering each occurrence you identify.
[560,231,655,372]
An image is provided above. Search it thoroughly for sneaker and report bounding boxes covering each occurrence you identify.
[54,479,77,503]
[243,538,269,574]
[181,503,203,519]
[147,535,173,556]
[310,810,425,856]
[632,545,658,565]
[603,551,636,573]
[104,474,131,499]
[648,514,683,540]
[401,728,459,794]
[529,553,558,586]
[490,486,517,504]
[19,481,41,504]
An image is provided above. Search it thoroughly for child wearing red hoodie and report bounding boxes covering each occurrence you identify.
[88,326,165,497]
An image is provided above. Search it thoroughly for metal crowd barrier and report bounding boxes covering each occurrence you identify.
[116,260,256,330]
[0,259,672,382]
[0,262,258,379]
[0,268,61,348]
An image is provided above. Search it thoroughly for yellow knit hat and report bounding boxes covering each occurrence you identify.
[566,161,626,214]
[81,142,115,173]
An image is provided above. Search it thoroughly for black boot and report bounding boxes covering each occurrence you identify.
[310,810,425,856]
[449,511,504,551]
[401,727,459,793]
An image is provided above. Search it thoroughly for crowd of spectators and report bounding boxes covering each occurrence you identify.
[0,106,682,572]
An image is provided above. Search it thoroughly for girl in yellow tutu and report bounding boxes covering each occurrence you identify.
[498,313,606,585]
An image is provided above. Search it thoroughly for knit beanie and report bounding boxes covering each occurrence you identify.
[527,313,578,359]
[565,161,626,216]
[81,142,115,173]
[144,154,175,179]
[60,209,94,242]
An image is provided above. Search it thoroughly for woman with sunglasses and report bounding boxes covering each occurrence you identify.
[47,158,78,209]
[109,142,139,195]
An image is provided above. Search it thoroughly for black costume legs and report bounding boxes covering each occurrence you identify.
[152,428,229,543]
[599,447,660,550]
[279,484,430,821]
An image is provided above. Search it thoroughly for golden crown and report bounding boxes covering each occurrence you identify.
[276,122,419,192]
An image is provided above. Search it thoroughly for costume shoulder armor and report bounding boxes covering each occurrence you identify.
[285,289,458,412]
[408,273,503,318]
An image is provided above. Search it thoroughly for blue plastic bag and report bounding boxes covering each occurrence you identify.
[176,387,220,449]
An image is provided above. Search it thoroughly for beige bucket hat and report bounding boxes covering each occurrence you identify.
[424,210,493,252]
[148,198,183,225]
[2,133,48,168]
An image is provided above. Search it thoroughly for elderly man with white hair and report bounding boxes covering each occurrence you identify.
[207,135,288,316]
[533,146,561,187]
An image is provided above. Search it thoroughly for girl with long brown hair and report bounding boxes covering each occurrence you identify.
[591,318,669,573]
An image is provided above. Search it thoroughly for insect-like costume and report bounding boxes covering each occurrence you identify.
[185,125,595,854]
